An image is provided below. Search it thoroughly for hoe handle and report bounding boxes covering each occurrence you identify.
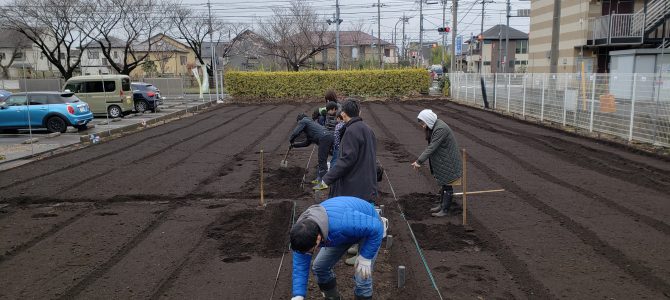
[283,146,291,160]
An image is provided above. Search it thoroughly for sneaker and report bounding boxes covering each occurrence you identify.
[312,181,328,190]
[430,204,442,212]
[311,179,320,184]
[345,255,357,266]
[347,244,358,255]
[431,210,448,217]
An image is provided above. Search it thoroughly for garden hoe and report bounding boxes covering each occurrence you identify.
[280,146,292,168]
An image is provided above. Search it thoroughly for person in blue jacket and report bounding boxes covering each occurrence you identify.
[289,196,384,300]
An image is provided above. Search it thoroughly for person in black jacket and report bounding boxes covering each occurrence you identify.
[319,99,378,204]
[289,113,334,186]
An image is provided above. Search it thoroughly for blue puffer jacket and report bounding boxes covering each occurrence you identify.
[292,197,383,297]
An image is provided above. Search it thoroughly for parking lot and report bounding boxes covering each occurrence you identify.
[0,96,220,170]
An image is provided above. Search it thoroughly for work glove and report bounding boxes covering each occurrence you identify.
[354,256,372,280]
[291,296,304,300]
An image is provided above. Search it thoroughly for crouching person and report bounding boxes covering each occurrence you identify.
[290,196,384,300]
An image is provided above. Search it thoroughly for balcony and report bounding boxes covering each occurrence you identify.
[589,13,645,45]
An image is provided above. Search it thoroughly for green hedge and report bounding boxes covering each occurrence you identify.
[226,69,431,98]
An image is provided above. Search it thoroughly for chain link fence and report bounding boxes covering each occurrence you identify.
[450,72,670,147]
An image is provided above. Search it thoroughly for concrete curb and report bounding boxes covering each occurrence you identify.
[80,100,218,143]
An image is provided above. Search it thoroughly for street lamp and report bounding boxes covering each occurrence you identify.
[393,16,410,60]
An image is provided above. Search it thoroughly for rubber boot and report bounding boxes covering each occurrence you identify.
[318,279,341,300]
[432,185,453,217]
[430,186,446,212]
[354,295,372,300]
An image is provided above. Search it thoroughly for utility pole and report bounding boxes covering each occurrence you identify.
[419,0,424,67]
[336,0,341,70]
[549,0,561,74]
[374,0,384,69]
[441,0,447,66]
[451,0,458,73]
[402,14,407,59]
[207,0,219,100]
[504,0,510,73]
[479,0,494,73]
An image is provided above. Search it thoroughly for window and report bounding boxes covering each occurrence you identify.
[64,82,82,93]
[102,58,108,65]
[28,95,49,105]
[122,78,131,91]
[13,52,24,61]
[59,53,65,60]
[0,53,5,60]
[384,49,390,57]
[6,95,27,106]
[180,56,187,66]
[113,51,118,59]
[483,61,491,66]
[88,50,99,59]
[515,40,528,54]
[352,47,359,60]
[82,81,116,93]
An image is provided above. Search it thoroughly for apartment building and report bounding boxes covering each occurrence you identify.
[528,0,670,73]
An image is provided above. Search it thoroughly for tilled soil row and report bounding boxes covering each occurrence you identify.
[1,102,668,299]
[368,101,670,298]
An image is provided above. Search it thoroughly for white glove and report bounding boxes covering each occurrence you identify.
[291,296,304,300]
[354,256,372,280]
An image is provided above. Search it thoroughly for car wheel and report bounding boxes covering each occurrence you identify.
[108,105,122,118]
[74,124,88,131]
[46,116,67,133]
[135,100,148,113]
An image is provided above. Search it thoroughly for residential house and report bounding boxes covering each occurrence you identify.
[465,25,529,74]
[528,0,670,73]
[0,30,65,78]
[314,31,398,69]
[202,30,280,71]
[80,37,127,75]
[131,33,196,78]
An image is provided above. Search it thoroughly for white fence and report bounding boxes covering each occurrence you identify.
[450,73,670,147]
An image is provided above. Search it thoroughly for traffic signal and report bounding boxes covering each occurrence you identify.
[437,27,451,33]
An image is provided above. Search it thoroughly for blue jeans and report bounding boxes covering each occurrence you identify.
[330,147,339,169]
[312,242,378,297]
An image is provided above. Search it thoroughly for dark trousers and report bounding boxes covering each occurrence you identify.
[317,135,334,180]
[439,185,454,212]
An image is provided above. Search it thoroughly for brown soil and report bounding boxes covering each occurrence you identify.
[0,102,668,299]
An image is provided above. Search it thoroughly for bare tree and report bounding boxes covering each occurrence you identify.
[0,30,31,78]
[258,0,333,71]
[0,0,92,79]
[171,7,246,75]
[152,39,176,75]
[84,0,170,75]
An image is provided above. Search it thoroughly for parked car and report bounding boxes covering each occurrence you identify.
[0,90,11,103]
[0,92,93,133]
[131,82,163,113]
[63,75,134,118]
[430,65,444,80]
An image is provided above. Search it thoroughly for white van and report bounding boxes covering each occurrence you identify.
[64,75,134,118]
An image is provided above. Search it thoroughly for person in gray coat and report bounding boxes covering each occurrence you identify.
[411,109,463,217]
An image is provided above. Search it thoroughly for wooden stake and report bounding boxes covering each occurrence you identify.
[454,189,505,196]
[462,149,467,226]
[260,149,265,207]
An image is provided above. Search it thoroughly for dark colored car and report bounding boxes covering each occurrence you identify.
[131,82,163,113]
[0,92,93,133]
[0,90,11,102]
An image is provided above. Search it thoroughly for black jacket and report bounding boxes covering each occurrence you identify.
[323,117,378,202]
[289,117,327,147]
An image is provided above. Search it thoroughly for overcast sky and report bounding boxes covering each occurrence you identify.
[184,0,532,46]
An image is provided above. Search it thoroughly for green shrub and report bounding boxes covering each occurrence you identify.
[226,69,431,98]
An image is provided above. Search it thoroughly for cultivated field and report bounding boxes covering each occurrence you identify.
[0,101,668,299]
